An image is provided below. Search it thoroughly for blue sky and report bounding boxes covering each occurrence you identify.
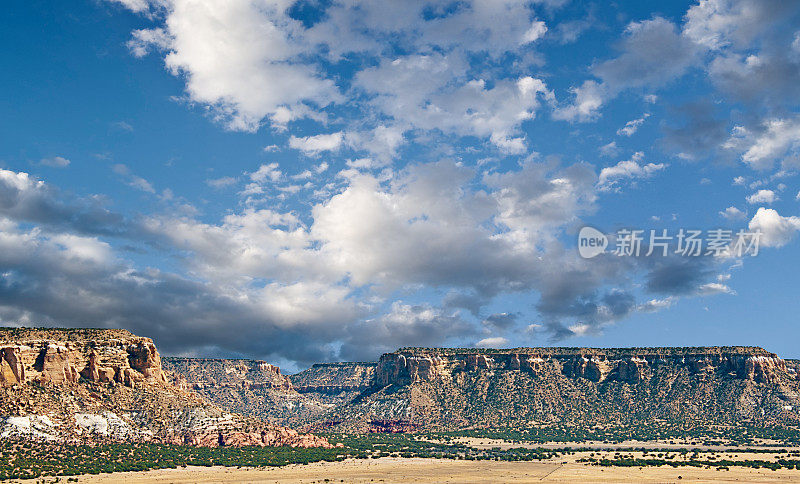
[1,0,800,369]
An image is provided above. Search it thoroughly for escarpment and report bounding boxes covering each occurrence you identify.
[312,347,800,432]
[0,328,332,448]
[374,347,791,386]
[146,344,800,433]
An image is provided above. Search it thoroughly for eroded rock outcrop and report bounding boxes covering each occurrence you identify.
[350,346,800,432]
[0,329,170,389]
[0,328,333,449]
[375,347,790,387]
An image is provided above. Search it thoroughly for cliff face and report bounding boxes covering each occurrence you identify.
[375,347,791,386]
[0,329,168,389]
[0,328,331,448]
[133,345,800,434]
[315,346,800,432]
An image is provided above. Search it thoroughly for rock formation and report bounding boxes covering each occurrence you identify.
[151,345,800,433]
[0,328,332,448]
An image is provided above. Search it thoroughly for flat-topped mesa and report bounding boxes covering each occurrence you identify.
[161,357,293,391]
[289,362,377,393]
[0,327,168,388]
[376,346,789,386]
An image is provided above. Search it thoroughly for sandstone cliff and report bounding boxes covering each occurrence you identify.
[319,346,800,432]
[0,328,331,448]
[148,345,800,433]
[375,347,791,386]
[0,328,168,389]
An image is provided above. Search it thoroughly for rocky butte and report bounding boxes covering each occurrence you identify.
[0,328,332,448]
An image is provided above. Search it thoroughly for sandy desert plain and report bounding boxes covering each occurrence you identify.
[17,440,800,484]
[35,453,800,484]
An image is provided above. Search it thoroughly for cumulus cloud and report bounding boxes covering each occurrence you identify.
[725,117,800,171]
[117,0,552,151]
[0,163,734,362]
[684,0,800,166]
[355,58,552,152]
[696,282,735,296]
[522,21,548,43]
[481,313,518,331]
[476,336,510,348]
[720,206,746,220]
[289,132,344,156]
[616,114,650,137]
[107,0,150,13]
[552,80,605,122]
[746,189,777,204]
[599,141,619,158]
[748,207,800,247]
[120,0,339,131]
[597,153,666,192]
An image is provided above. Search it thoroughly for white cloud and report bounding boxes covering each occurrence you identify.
[123,0,339,132]
[732,175,746,185]
[206,176,238,189]
[249,163,282,183]
[748,207,800,247]
[112,164,155,193]
[696,282,735,295]
[117,0,553,149]
[522,21,548,44]
[50,234,114,265]
[740,118,800,170]
[355,55,553,151]
[344,126,404,164]
[475,336,509,348]
[38,156,70,168]
[599,141,619,157]
[107,0,150,13]
[592,17,699,91]
[746,189,777,204]
[289,132,344,156]
[719,206,746,220]
[553,80,605,122]
[597,152,666,192]
[684,0,792,50]
[636,297,675,312]
[616,113,650,137]
[127,28,170,58]
[0,163,734,361]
